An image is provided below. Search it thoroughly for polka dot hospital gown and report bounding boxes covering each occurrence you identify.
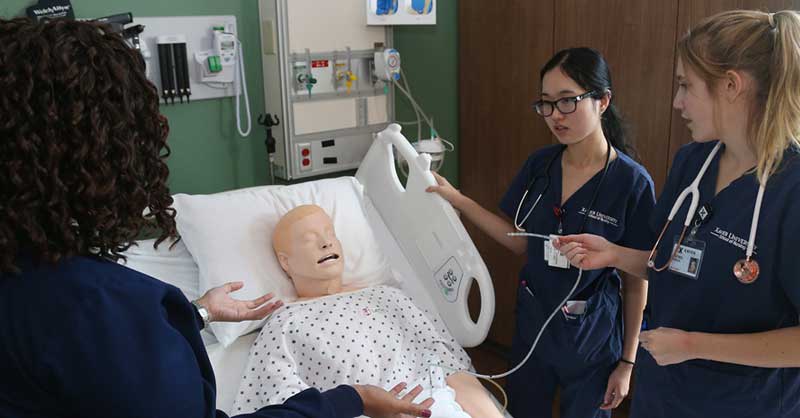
[232,285,472,414]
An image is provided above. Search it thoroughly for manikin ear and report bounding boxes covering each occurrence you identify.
[277,252,290,273]
[722,70,747,103]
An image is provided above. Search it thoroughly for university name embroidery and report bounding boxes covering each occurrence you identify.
[579,207,619,227]
[710,227,758,254]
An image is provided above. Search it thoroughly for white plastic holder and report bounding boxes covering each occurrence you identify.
[194,50,235,84]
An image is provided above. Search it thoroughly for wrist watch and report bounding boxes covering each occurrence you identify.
[191,300,211,329]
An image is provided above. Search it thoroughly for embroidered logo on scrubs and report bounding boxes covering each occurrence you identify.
[578,207,619,227]
[710,227,758,255]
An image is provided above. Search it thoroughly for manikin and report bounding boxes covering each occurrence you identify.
[272,205,503,418]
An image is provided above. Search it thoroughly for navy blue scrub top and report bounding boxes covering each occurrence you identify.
[640,141,800,417]
[0,255,363,418]
[500,144,656,309]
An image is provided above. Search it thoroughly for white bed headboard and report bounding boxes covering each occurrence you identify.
[356,124,494,348]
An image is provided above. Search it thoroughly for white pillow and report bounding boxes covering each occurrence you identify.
[119,238,201,301]
[172,177,393,346]
[119,239,219,345]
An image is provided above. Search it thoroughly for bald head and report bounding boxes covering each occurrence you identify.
[272,205,345,296]
[273,205,328,255]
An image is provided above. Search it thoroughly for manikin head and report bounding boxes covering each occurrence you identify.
[273,205,345,298]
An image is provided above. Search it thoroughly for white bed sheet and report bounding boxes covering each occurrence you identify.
[206,332,259,414]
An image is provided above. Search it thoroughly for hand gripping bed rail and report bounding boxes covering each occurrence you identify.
[356,124,494,347]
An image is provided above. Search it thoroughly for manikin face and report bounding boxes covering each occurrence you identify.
[673,59,717,142]
[277,209,344,283]
[539,68,608,145]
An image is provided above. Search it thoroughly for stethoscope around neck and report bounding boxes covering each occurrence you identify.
[647,142,767,283]
[466,139,612,382]
[512,138,613,236]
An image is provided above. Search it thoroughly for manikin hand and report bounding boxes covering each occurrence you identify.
[195,281,283,323]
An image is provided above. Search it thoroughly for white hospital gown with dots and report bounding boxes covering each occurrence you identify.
[232,285,473,417]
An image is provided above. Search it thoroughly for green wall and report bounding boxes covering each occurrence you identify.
[1,1,459,191]
[394,3,459,186]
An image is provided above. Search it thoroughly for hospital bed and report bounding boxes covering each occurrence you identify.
[122,124,507,415]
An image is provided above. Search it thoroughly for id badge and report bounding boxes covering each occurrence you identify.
[668,237,705,279]
[544,239,570,269]
[564,300,587,315]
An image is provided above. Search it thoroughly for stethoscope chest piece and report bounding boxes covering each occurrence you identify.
[733,258,760,284]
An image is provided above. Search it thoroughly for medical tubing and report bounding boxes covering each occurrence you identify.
[747,174,768,257]
[507,232,551,240]
[393,73,434,137]
[399,69,423,142]
[235,39,252,137]
[433,267,584,380]
[576,140,612,233]
[398,68,423,142]
[394,70,455,153]
[479,376,508,413]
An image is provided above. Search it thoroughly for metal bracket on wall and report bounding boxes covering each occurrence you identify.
[289,48,386,102]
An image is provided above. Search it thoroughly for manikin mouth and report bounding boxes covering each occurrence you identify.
[317,253,340,264]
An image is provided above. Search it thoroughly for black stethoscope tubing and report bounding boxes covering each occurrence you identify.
[515,139,613,235]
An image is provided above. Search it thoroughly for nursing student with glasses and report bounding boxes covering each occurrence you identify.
[427,47,656,418]
[555,10,800,418]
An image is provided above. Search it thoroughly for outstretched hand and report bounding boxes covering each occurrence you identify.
[196,281,283,323]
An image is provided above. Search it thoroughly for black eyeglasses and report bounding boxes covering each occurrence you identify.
[532,91,599,117]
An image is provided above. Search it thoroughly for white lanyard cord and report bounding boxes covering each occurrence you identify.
[747,175,767,259]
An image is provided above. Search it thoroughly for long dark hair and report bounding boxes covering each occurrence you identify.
[540,47,638,160]
[0,18,177,273]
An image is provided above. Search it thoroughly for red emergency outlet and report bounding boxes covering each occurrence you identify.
[301,148,310,157]
[302,158,311,167]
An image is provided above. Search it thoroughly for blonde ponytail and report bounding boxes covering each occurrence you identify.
[755,11,800,180]
[678,10,800,183]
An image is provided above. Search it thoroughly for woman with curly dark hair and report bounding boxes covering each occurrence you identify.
[0,18,432,418]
